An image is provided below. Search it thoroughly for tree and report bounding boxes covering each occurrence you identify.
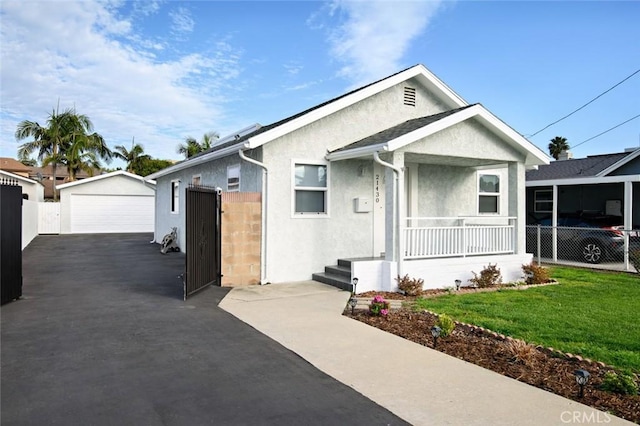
[136,158,173,176]
[16,106,111,199]
[113,138,151,175]
[177,131,219,159]
[548,136,570,160]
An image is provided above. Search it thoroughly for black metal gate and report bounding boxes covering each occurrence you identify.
[1,181,23,305]
[184,185,222,300]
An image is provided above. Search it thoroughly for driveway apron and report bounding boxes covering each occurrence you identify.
[1,234,407,426]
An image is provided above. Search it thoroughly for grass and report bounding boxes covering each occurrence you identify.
[415,266,640,371]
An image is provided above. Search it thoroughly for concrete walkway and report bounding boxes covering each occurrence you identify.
[219,281,633,426]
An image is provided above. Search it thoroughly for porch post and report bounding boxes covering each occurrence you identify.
[624,181,633,270]
[508,162,525,254]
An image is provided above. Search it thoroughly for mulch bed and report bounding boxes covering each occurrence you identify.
[347,293,639,423]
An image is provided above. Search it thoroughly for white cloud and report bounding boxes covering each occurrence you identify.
[0,1,242,161]
[325,0,445,85]
[169,6,195,36]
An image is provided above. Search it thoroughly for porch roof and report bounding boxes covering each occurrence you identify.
[325,104,549,167]
[526,150,635,181]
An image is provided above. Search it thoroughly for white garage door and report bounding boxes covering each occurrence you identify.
[70,194,154,233]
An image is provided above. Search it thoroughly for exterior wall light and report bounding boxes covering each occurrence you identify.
[574,369,590,398]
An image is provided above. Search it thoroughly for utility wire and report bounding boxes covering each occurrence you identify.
[529,68,640,137]
[572,113,640,149]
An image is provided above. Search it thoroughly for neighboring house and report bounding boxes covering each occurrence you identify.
[147,64,549,292]
[0,157,32,178]
[0,169,44,202]
[57,170,155,234]
[30,165,100,200]
[0,170,44,249]
[526,148,640,229]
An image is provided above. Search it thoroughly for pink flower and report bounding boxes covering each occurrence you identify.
[373,295,385,303]
[381,309,389,316]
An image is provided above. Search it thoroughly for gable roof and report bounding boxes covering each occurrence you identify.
[526,150,638,181]
[147,64,468,180]
[57,170,155,190]
[0,157,32,174]
[326,103,549,167]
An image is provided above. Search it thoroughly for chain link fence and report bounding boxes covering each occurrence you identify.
[526,225,640,273]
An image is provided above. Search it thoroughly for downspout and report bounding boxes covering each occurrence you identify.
[238,149,269,284]
[373,151,404,279]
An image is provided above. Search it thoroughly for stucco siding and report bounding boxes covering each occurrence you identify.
[154,153,262,249]
[416,165,476,217]
[400,118,523,163]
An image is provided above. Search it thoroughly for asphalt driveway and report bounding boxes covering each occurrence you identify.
[1,234,406,425]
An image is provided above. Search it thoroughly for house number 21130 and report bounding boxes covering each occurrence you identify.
[375,174,380,203]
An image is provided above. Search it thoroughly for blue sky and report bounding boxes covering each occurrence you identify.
[1,0,639,168]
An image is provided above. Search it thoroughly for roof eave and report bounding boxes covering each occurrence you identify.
[526,174,640,187]
[145,142,244,180]
[596,148,640,177]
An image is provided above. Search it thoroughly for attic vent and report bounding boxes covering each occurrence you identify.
[403,87,416,107]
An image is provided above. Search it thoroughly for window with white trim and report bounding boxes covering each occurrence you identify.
[478,174,500,214]
[534,189,553,213]
[293,162,328,215]
[171,180,179,213]
[227,164,240,192]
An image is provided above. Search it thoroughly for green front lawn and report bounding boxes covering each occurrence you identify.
[415,266,640,371]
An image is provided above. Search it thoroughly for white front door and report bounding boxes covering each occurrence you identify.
[373,163,386,257]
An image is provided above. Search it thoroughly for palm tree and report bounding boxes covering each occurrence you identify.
[177,131,219,159]
[63,132,111,181]
[16,106,111,199]
[548,136,570,160]
[113,138,150,174]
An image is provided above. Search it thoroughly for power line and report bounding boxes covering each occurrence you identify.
[572,113,640,149]
[529,68,640,137]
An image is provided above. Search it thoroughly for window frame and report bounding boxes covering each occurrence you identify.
[477,173,500,215]
[227,164,240,192]
[171,179,180,214]
[291,160,329,218]
[534,189,553,213]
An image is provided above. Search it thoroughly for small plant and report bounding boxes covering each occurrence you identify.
[435,314,455,337]
[630,250,640,274]
[442,286,455,294]
[369,295,390,316]
[396,274,424,296]
[505,339,536,366]
[522,263,550,285]
[600,370,638,395]
[469,263,502,288]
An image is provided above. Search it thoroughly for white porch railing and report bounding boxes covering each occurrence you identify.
[403,217,516,259]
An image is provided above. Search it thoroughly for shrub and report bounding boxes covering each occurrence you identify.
[505,339,536,366]
[469,263,502,288]
[521,263,550,285]
[435,314,455,337]
[600,370,638,395]
[396,274,424,296]
[630,250,640,274]
[369,295,390,316]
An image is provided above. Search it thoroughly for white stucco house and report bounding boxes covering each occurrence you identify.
[147,64,550,292]
[57,170,156,234]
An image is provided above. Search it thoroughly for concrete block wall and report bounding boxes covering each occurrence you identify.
[221,192,261,286]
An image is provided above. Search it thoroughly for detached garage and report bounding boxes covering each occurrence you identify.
[57,171,155,234]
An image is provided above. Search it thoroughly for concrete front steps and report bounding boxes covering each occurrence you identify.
[312,259,354,292]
